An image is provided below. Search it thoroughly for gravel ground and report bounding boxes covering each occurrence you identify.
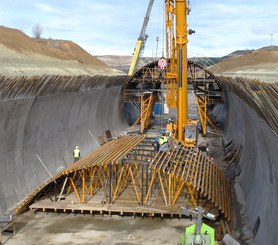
[2,211,193,245]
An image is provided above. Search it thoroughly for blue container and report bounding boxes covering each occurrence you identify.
[154,103,162,115]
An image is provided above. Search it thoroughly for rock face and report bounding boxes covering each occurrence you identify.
[0,26,123,76]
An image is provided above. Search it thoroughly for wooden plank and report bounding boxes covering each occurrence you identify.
[176,147,187,178]
[220,219,227,235]
[184,148,195,183]
[196,154,205,191]
[216,167,222,210]
[211,164,216,204]
[225,220,231,234]
[215,165,220,208]
[208,160,213,200]
[204,158,210,197]
[193,151,202,187]
[226,179,231,221]
[220,171,225,214]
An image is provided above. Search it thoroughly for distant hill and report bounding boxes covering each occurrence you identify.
[0,26,122,76]
[96,55,158,74]
[97,55,225,74]
[213,46,278,82]
[222,49,254,58]
[98,46,278,82]
[96,55,132,74]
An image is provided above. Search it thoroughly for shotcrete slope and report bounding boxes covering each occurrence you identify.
[0,75,129,213]
[217,78,278,245]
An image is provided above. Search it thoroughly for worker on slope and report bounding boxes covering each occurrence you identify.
[73,146,81,163]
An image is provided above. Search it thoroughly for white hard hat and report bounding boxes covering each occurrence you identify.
[76,146,79,149]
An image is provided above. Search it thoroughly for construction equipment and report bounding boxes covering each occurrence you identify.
[181,206,216,245]
[165,0,198,147]
[128,0,155,76]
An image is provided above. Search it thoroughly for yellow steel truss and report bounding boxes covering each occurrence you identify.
[196,95,207,135]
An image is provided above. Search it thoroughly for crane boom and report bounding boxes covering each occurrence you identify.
[128,0,155,76]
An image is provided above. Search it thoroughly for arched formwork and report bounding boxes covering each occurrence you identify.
[123,60,224,134]
[122,59,221,91]
[21,134,231,221]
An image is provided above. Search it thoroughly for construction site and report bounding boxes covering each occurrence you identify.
[0,1,277,245]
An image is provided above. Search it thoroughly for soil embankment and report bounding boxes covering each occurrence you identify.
[0,26,122,76]
[214,46,278,83]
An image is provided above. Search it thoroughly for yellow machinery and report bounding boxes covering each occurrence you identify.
[165,0,198,146]
[128,0,155,76]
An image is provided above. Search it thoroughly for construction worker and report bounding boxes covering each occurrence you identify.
[158,134,169,152]
[73,146,80,163]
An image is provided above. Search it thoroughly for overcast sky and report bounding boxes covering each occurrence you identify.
[1,0,277,57]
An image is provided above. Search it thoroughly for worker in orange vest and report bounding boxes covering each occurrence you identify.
[73,146,81,163]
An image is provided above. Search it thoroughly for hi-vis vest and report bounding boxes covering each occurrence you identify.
[73,149,80,158]
[158,136,168,146]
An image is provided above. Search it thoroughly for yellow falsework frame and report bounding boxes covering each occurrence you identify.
[128,91,156,133]
[28,136,231,221]
[140,93,157,132]
[195,95,207,135]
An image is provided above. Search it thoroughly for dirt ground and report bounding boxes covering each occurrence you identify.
[2,212,193,245]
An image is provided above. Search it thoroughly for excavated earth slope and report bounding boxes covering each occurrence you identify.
[0,27,122,76]
[214,46,278,83]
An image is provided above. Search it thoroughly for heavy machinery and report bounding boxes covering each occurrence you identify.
[181,206,216,245]
[128,0,155,76]
[164,0,198,147]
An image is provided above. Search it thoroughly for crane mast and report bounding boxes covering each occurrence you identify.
[128,0,155,76]
[165,0,197,145]
[176,0,188,141]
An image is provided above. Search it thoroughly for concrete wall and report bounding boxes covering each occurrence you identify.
[222,91,278,245]
[0,84,128,214]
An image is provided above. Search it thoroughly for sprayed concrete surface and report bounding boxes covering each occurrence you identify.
[217,86,278,245]
[2,212,193,245]
[0,80,128,214]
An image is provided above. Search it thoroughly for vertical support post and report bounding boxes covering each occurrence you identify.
[141,163,144,205]
[146,163,149,195]
[69,176,81,203]
[115,163,118,184]
[57,177,68,202]
[109,163,113,204]
[82,170,86,203]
